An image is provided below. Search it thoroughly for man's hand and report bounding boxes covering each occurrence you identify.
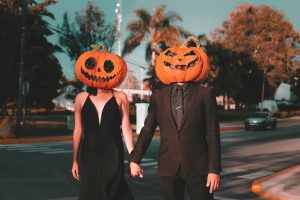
[130,162,143,178]
[206,173,220,193]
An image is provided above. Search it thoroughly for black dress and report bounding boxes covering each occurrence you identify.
[79,93,134,200]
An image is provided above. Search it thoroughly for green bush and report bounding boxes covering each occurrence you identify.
[272,110,300,118]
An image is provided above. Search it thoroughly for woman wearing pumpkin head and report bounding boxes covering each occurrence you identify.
[71,44,137,200]
[129,36,221,200]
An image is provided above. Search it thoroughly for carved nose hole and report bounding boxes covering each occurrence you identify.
[97,68,101,72]
[178,59,183,62]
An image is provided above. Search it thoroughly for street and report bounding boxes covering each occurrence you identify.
[0,124,299,200]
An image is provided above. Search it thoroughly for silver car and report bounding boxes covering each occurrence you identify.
[244,112,277,130]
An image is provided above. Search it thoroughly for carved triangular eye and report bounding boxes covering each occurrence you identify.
[165,50,177,57]
[164,61,172,67]
[187,57,199,67]
[184,51,196,56]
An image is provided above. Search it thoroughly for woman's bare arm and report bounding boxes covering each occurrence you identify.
[119,92,134,154]
[72,93,85,163]
[116,91,142,178]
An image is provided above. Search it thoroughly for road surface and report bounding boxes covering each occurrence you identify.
[0,124,299,200]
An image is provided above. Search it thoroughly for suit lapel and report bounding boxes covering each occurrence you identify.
[162,85,177,131]
[179,84,198,131]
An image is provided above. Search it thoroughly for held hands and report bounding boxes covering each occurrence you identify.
[130,162,143,178]
[72,162,80,181]
[206,173,220,193]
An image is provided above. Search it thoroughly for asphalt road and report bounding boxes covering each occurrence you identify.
[0,124,299,200]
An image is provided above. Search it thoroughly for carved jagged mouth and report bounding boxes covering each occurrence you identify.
[174,65,188,70]
[164,58,199,71]
[81,67,118,82]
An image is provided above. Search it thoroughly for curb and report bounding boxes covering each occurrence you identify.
[1,119,300,145]
[276,120,300,127]
[0,133,161,145]
[252,164,300,200]
[0,136,72,145]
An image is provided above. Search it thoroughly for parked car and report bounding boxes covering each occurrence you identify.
[244,112,277,130]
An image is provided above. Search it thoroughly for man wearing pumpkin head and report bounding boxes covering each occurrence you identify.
[129,36,221,200]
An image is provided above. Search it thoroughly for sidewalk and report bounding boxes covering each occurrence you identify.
[252,164,300,200]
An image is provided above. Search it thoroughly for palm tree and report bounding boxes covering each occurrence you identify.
[122,5,186,67]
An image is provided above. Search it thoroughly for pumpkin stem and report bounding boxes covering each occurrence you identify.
[90,42,108,52]
[180,36,200,48]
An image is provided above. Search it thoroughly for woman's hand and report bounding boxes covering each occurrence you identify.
[72,162,80,181]
[130,162,143,178]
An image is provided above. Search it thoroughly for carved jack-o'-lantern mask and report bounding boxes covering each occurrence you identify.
[75,50,127,89]
[155,36,210,84]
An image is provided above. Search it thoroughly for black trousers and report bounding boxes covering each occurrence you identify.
[161,167,214,200]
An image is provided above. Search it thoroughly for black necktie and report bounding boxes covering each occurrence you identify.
[175,87,184,129]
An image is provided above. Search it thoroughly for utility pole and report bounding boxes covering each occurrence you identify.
[253,46,266,112]
[16,0,27,135]
[140,67,144,101]
[260,68,266,111]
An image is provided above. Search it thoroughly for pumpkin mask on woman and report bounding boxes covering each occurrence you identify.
[155,36,210,84]
[75,44,127,89]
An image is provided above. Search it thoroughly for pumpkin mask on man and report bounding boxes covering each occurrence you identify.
[155,36,210,84]
[75,44,127,89]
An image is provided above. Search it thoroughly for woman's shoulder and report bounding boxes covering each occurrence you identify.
[113,90,128,102]
[75,91,89,103]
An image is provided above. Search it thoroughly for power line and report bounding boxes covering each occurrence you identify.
[46,24,67,36]
[125,57,148,66]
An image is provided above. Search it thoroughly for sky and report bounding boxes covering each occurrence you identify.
[45,0,300,81]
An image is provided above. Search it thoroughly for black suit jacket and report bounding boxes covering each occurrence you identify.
[129,84,221,177]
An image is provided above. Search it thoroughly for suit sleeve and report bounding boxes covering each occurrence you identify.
[205,88,222,174]
[128,93,158,164]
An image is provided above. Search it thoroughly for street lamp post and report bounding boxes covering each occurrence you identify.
[115,0,122,56]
